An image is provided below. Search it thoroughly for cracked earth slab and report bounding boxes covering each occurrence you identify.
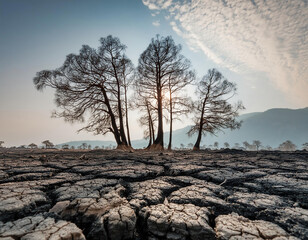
[0,149,307,239]
[0,214,85,240]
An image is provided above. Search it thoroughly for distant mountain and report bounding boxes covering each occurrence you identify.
[58,107,308,149]
[169,107,308,149]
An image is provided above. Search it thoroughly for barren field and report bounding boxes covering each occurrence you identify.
[0,149,307,240]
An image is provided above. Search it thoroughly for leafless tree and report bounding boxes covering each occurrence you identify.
[224,142,230,148]
[133,83,157,148]
[81,143,88,150]
[243,141,251,150]
[279,140,297,151]
[253,140,262,151]
[164,63,194,150]
[33,36,134,149]
[137,35,193,150]
[28,143,38,149]
[214,142,219,149]
[303,142,308,151]
[0,141,4,148]
[42,140,53,149]
[189,69,244,150]
[62,144,69,150]
[234,143,240,149]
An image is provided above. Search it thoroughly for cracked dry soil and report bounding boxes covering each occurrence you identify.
[0,149,307,240]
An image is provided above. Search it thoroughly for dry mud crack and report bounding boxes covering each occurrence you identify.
[0,149,307,240]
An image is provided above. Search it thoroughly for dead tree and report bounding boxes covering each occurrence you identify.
[253,140,262,151]
[42,140,53,149]
[137,35,192,150]
[279,140,297,151]
[189,69,244,150]
[133,82,157,148]
[165,67,195,150]
[34,36,134,149]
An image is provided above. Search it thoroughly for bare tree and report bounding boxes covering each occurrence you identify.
[62,144,69,150]
[224,142,230,148]
[81,143,88,150]
[133,84,157,148]
[28,143,38,149]
[253,140,262,151]
[187,143,194,149]
[303,142,308,151]
[189,69,244,150]
[33,36,134,149]
[243,141,251,150]
[165,63,194,150]
[279,140,297,151]
[234,143,240,149]
[42,140,53,149]
[137,35,192,150]
[214,142,219,149]
[0,141,4,148]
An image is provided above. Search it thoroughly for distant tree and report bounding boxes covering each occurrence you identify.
[243,141,251,150]
[265,145,272,151]
[88,144,92,150]
[0,141,4,148]
[224,142,230,148]
[214,142,219,149]
[33,36,133,149]
[94,146,100,150]
[303,142,308,151]
[62,144,69,150]
[279,140,297,151]
[70,146,75,150]
[187,143,194,149]
[234,143,240,149]
[253,140,262,151]
[81,143,88,150]
[42,140,53,149]
[28,143,38,149]
[180,143,185,149]
[137,35,193,150]
[189,69,244,150]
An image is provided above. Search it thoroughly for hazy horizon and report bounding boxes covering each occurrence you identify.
[1,0,307,147]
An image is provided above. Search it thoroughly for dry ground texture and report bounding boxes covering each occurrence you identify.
[0,148,307,240]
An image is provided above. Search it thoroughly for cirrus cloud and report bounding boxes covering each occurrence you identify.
[142,0,308,105]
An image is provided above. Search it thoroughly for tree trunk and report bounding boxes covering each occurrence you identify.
[124,86,132,146]
[112,62,128,146]
[117,92,128,145]
[168,91,173,150]
[193,129,202,150]
[193,97,207,151]
[146,103,152,148]
[150,115,155,143]
[153,85,164,149]
[101,87,122,146]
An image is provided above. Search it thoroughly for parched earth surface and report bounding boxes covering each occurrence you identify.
[0,149,307,240]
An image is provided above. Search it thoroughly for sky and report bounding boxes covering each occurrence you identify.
[0,0,307,147]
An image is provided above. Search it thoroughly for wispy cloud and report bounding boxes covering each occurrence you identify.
[152,20,160,27]
[142,0,308,105]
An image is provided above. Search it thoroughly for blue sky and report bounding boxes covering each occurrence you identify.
[0,0,307,146]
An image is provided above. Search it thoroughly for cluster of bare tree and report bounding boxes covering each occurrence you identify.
[34,35,244,150]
